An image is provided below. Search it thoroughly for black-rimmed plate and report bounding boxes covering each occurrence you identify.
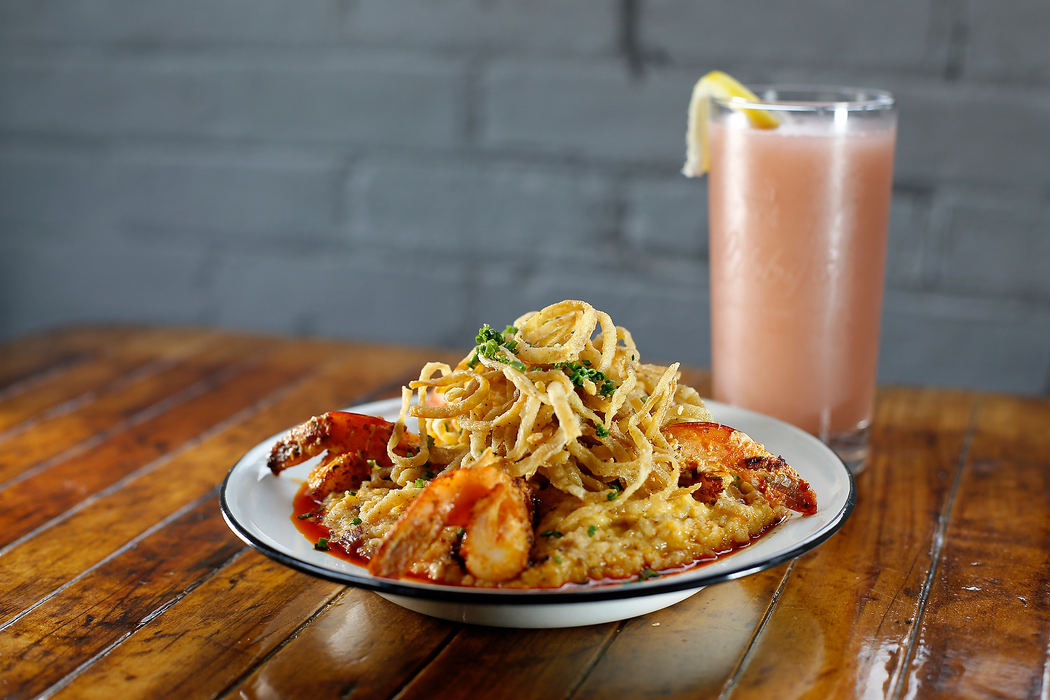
[220,398,855,628]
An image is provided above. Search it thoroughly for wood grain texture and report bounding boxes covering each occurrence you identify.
[572,566,788,699]
[396,621,618,700]
[0,496,245,698]
[899,395,1050,699]
[49,551,345,700]
[230,590,456,699]
[0,345,449,624]
[0,334,263,483]
[0,326,137,392]
[0,329,213,432]
[726,387,979,699]
[0,341,313,547]
[0,328,1046,700]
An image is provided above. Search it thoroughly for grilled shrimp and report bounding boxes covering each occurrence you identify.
[266,411,420,500]
[664,421,817,515]
[369,454,533,583]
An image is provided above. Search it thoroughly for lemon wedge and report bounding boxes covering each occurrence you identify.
[682,71,779,177]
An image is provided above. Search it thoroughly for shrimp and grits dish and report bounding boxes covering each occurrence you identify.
[268,300,816,589]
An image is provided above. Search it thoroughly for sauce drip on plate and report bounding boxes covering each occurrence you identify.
[291,482,786,588]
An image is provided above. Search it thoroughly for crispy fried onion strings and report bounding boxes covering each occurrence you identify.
[386,300,712,516]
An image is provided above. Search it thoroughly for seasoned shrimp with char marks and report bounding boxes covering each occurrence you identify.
[666,421,817,515]
[266,411,421,500]
[369,454,534,584]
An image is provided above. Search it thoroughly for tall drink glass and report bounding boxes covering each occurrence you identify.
[707,86,896,474]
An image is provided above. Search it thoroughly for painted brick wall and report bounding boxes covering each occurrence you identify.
[1,1,1048,395]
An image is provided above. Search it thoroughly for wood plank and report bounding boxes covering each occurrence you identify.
[0,344,446,624]
[48,550,344,700]
[22,343,458,699]
[898,395,1050,699]
[0,496,247,698]
[393,624,617,700]
[0,334,264,484]
[572,567,788,699]
[725,386,979,699]
[0,328,215,433]
[0,326,137,392]
[229,590,457,699]
[15,327,1046,700]
[0,342,317,548]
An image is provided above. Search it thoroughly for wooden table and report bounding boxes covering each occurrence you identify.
[1,326,1047,699]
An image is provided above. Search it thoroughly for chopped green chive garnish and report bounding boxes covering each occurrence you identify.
[639,568,660,581]
[297,512,311,520]
[587,525,597,537]
[595,424,610,438]
[553,555,562,564]
[314,537,330,551]
[552,361,617,396]
[414,478,427,488]
[351,517,362,525]
[607,491,619,501]
[368,459,379,470]
[471,323,526,368]
[541,530,563,538]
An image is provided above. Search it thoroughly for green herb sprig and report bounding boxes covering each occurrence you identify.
[552,361,617,397]
[467,324,526,371]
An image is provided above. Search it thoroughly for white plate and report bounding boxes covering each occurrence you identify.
[220,398,855,628]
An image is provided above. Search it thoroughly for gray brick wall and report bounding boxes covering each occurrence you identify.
[1,1,1048,396]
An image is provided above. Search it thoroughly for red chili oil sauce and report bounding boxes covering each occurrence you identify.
[292,482,788,589]
[291,484,369,567]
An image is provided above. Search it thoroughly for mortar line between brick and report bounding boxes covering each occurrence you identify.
[941,0,969,81]
[463,57,482,145]
[619,0,644,77]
